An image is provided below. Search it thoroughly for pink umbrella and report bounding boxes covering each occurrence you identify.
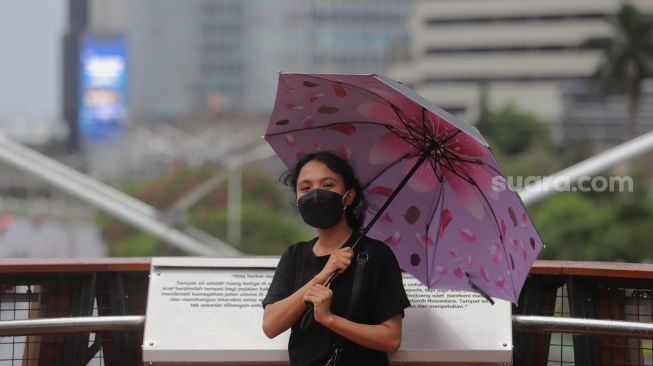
[265,72,543,304]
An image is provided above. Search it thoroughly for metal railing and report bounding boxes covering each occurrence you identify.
[2,258,653,365]
[0,134,235,257]
[2,314,653,338]
[0,316,145,337]
[513,316,653,338]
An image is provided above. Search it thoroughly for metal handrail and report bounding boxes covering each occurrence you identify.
[0,134,233,257]
[513,315,653,338]
[0,315,145,336]
[519,130,653,205]
[2,314,653,339]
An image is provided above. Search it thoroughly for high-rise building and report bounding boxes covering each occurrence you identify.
[560,81,653,149]
[127,0,246,121]
[390,0,653,124]
[89,0,413,122]
[242,1,413,112]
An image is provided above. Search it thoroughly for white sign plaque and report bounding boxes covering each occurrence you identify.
[143,257,512,365]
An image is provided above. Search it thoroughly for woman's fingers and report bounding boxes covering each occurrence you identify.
[303,284,334,324]
[303,285,331,304]
[326,247,353,274]
[305,284,330,296]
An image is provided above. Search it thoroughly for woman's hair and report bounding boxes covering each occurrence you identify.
[280,151,368,230]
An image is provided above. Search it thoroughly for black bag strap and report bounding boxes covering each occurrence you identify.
[342,233,368,327]
[324,243,369,365]
[345,248,369,324]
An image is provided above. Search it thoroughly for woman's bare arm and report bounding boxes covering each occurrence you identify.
[324,313,403,353]
[262,247,353,338]
[304,283,403,353]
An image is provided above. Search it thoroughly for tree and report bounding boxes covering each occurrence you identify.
[99,166,311,256]
[583,3,653,141]
[531,180,653,262]
[531,193,612,261]
[476,103,551,156]
[190,203,310,255]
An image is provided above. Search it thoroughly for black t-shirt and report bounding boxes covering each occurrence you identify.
[262,234,411,366]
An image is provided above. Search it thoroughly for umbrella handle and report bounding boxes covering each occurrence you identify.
[300,270,339,330]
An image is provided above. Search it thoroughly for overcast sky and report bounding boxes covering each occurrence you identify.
[0,0,65,120]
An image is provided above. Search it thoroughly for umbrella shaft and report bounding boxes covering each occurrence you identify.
[324,270,338,286]
[356,147,434,250]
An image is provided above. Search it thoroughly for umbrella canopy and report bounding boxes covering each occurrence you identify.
[265,72,543,304]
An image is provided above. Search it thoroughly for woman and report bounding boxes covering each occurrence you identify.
[262,151,410,366]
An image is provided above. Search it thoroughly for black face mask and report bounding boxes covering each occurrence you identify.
[297,189,349,229]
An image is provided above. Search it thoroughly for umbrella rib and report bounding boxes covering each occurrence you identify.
[428,160,447,234]
[421,108,430,149]
[425,164,447,287]
[424,109,464,146]
[388,108,465,159]
[439,159,503,241]
[439,129,463,146]
[423,158,446,231]
[439,151,504,176]
[389,105,424,149]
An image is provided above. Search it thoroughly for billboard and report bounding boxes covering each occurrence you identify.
[78,34,128,139]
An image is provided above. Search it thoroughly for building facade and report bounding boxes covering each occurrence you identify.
[89,0,413,122]
[390,0,653,125]
[561,80,653,149]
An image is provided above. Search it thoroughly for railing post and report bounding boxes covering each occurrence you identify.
[62,273,97,365]
[38,274,72,364]
[513,276,564,366]
[96,272,148,366]
[594,284,634,364]
[567,278,601,366]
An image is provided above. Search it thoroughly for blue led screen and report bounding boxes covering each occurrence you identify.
[78,34,127,138]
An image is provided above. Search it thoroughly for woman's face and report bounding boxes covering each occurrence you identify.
[296,160,348,200]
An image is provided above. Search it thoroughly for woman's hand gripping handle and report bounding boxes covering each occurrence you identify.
[300,247,353,330]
